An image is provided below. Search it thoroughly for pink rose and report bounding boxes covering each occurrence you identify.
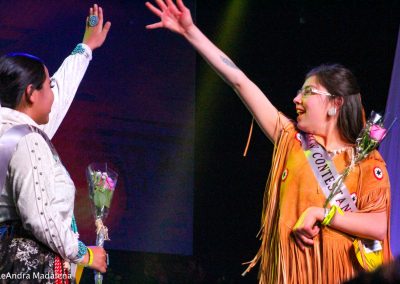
[106,177,115,190]
[370,124,387,142]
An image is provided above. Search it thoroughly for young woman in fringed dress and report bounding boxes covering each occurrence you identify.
[145,1,392,283]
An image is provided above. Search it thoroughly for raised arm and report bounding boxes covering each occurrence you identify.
[145,0,289,142]
[42,4,111,139]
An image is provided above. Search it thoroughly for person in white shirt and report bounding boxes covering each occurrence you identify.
[0,4,111,282]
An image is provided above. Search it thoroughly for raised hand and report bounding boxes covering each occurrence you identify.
[83,4,111,51]
[145,0,193,35]
[145,0,285,144]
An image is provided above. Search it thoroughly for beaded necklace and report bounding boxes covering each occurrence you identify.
[327,146,353,157]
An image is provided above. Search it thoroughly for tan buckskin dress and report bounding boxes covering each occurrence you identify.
[245,115,392,284]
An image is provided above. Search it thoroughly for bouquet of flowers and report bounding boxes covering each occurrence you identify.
[87,163,118,284]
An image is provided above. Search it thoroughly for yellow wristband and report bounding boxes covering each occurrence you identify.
[86,247,94,267]
[322,205,344,226]
[336,206,344,216]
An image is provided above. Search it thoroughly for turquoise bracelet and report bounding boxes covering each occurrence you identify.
[77,241,88,259]
[71,44,86,55]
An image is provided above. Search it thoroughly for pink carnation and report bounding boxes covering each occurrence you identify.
[370,124,387,142]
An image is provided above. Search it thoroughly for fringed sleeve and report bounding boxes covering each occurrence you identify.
[356,150,392,263]
[242,112,296,284]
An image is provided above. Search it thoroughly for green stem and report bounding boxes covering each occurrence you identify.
[323,167,351,208]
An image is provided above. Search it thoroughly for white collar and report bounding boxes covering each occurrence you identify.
[0,107,40,128]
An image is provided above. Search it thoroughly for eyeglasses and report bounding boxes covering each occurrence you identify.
[297,86,333,98]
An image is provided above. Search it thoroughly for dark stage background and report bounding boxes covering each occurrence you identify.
[1,1,400,283]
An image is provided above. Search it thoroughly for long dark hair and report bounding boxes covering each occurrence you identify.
[0,53,45,109]
[306,64,365,144]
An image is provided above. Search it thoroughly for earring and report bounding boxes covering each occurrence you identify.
[327,107,337,116]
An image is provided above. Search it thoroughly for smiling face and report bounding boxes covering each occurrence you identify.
[293,75,334,135]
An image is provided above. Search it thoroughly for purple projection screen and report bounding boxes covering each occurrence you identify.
[0,1,195,255]
[380,27,400,257]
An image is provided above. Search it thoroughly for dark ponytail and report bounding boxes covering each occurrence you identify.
[0,53,45,109]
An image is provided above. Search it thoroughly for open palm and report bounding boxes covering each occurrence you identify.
[146,0,193,35]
